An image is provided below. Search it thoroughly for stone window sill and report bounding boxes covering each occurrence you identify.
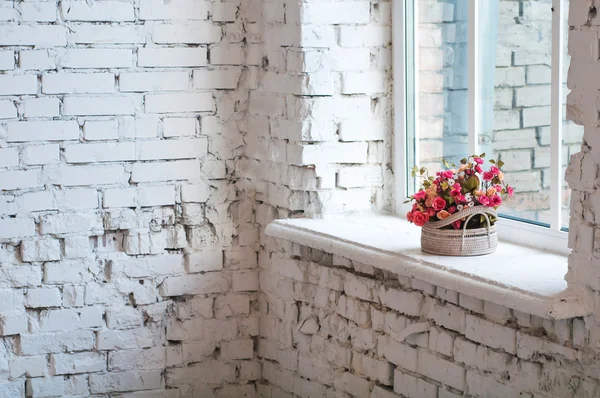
[265,214,592,320]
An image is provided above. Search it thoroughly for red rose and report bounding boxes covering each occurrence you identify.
[427,208,436,217]
[452,220,462,230]
[432,197,446,211]
[407,211,414,222]
[491,195,502,207]
[448,206,456,213]
[483,172,494,181]
[413,212,430,227]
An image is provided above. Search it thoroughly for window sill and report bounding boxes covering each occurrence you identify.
[265,214,592,320]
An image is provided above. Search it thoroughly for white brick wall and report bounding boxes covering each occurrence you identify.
[0,0,596,395]
[0,0,258,396]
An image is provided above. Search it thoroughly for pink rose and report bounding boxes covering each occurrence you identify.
[452,220,461,230]
[491,195,502,207]
[414,190,427,200]
[475,165,482,173]
[432,197,447,211]
[443,170,454,179]
[507,186,514,197]
[413,212,430,227]
[474,157,484,164]
[478,196,490,206]
[448,206,456,214]
[490,166,500,174]
[483,172,494,181]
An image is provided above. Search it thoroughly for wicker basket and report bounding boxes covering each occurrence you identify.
[421,207,498,256]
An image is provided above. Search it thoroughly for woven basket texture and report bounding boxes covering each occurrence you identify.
[421,206,498,256]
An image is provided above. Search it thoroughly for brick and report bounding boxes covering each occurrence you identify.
[44,260,96,284]
[0,51,14,70]
[26,288,62,308]
[58,49,133,68]
[0,313,27,335]
[137,138,207,160]
[417,349,466,390]
[159,273,228,296]
[120,72,189,92]
[145,93,214,113]
[221,339,254,360]
[0,25,67,47]
[49,164,127,186]
[22,98,60,118]
[90,370,162,394]
[108,347,166,371]
[0,75,37,95]
[7,121,79,142]
[131,159,201,182]
[163,118,196,137]
[0,100,16,119]
[232,271,259,292]
[186,251,223,273]
[140,0,209,20]
[138,48,207,67]
[38,307,103,332]
[9,355,46,378]
[352,353,393,385]
[73,25,145,44]
[116,254,184,278]
[193,68,242,89]
[152,22,222,44]
[40,213,102,234]
[334,372,370,397]
[394,370,437,398]
[27,377,65,397]
[0,148,18,168]
[64,142,136,163]
[61,1,135,21]
[96,328,154,350]
[21,239,61,262]
[51,352,106,375]
[19,330,94,355]
[63,96,136,116]
[0,169,40,191]
[379,286,423,316]
[465,314,516,354]
[42,72,115,94]
[19,50,55,70]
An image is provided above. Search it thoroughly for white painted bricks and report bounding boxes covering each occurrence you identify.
[0,0,256,395]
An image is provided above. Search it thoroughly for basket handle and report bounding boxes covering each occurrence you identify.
[425,206,497,229]
[460,210,493,251]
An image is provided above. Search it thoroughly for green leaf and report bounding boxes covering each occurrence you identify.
[492,177,501,185]
[479,153,485,158]
[403,199,411,204]
[411,170,416,177]
[419,167,426,175]
[497,160,505,168]
[460,158,467,164]
[489,159,495,164]
[465,175,480,191]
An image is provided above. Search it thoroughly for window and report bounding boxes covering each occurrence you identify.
[394,0,577,253]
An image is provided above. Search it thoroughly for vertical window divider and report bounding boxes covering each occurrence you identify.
[468,0,479,157]
[550,0,564,230]
[393,0,417,212]
[393,0,408,211]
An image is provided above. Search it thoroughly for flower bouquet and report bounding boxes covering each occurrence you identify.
[405,154,514,256]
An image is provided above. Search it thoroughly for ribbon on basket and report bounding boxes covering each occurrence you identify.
[422,207,498,251]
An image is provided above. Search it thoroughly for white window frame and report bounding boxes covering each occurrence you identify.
[393,0,569,255]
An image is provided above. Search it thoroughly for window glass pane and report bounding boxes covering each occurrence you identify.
[479,0,552,224]
[413,0,469,178]
[562,0,584,229]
